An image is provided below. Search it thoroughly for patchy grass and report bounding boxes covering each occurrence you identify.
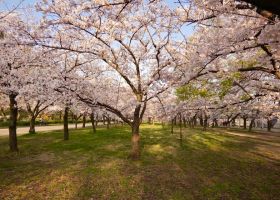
[0,124,279,200]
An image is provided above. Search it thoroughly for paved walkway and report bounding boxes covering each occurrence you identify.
[0,123,92,137]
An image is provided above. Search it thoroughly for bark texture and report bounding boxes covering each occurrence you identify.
[29,116,36,134]
[9,94,18,152]
[64,107,69,140]
[90,112,96,133]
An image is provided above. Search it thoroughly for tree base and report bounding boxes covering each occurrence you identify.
[129,133,140,160]
[9,146,19,152]
[127,152,141,160]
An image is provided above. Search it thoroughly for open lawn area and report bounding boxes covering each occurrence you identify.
[0,124,279,200]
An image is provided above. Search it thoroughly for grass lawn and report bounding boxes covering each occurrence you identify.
[0,124,279,200]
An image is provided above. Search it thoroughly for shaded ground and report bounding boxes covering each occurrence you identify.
[0,124,279,200]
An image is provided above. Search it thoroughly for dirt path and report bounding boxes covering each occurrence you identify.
[224,130,280,141]
[212,129,280,142]
[0,123,92,137]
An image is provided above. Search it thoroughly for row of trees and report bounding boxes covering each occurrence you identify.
[0,0,279,159]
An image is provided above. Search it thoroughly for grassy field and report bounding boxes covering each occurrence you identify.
[0,124,279,200]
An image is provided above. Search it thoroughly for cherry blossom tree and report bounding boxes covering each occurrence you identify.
[162,0,279,132]
[36,0,179,159]
[0,13,48,151]
[16,61,57,134]
[175,0,279,86]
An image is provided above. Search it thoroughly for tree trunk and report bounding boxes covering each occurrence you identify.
[90,112,96,133]
[106,117,110,129]
[232,118,236,127]
[193,116,197,126]
[189,118,193,128]
[95,115,98,127]
[82,113,86,128]
[130,121,140,160]
[179,114,182,140]
[9,94,18,152]
[129,105,142,160]
[183,116,186,128]
[64,107,69,140]
[199,117,203,126]
[29,116,36,134]
[226,117,230,127]
[249,119,255,132]
[214,118,218,127]
[203,117,208,131]
[171,118,174,134]
[243,117,247,129]
[267,119,272,132]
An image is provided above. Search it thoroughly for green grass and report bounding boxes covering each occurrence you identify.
[0,124,279,200]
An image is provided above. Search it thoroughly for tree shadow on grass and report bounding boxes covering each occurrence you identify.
[132,126,280,200]
[0,125,280,200]
[0,126,133,200]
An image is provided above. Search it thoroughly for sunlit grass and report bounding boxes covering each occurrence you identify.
[0,124,279,200]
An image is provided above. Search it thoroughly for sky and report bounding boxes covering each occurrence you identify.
[0,0,37,11]
[0,0,41,20]
[0,0,195,37]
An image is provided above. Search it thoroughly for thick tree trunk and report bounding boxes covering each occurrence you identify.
[148,117,152,124]
[190,118,194,128]
[95,115,98,127]
[90,112,96,133]
[243,117,247,129]
[64,107,69,140]
[225,116,231,127]
[193,116,197,126]
[213,118,218,127]
[29,116,36,134]
[130,121,140,160]
[267,119,272,132]
[203,117,208,131]
[232,118,236,127]
[129,105,142,160]
[9,94,18,152]
[199,117,203,127]
[249,119,255,132]
[82,113,86,128]
[106,117,110,129]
